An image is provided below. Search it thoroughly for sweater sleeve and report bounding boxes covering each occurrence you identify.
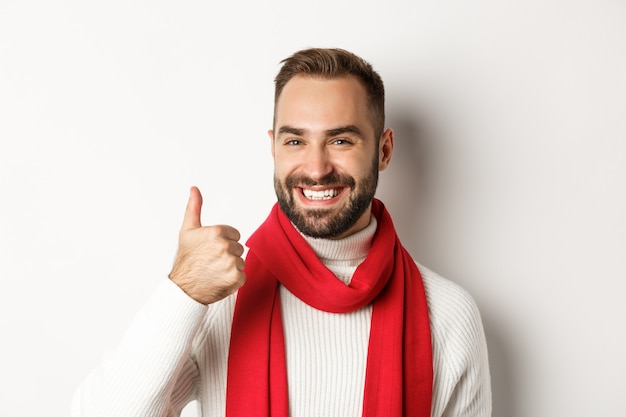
[71,278,209,417]
[419,265,492,417]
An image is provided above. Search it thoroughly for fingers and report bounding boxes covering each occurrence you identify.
[229,239,245,258]
[171,187,247,305]
[181,186,203,230]
[219,225,241,242]
[236,257,246,272]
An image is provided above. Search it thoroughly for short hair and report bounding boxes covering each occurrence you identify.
[273,48,385,138]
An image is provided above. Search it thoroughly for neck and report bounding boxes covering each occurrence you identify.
[301,215,377,285]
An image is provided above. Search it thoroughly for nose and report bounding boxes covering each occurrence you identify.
[304,145,333,181]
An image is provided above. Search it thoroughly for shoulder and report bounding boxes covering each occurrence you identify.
[416,264,492,415]
[418,263,483,330]
[417,263,487,365]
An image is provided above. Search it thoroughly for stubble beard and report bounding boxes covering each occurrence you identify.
[274,155,379,239]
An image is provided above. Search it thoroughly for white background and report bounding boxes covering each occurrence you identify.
[1,1,625,416]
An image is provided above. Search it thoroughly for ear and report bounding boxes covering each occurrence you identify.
[378,128,394,171]
[268,129,275,158]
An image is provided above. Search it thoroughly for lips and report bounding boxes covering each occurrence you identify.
[302,188,341,200]
[285,173,355,204]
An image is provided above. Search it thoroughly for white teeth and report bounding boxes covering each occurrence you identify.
[302,188,339,200]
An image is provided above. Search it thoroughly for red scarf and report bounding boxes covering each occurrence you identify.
[226,199,432,417]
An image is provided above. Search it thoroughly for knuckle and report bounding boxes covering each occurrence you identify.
[234,242,245,256]
[228,269,246,286]
[205,225,221,239]
[213,238,230,252]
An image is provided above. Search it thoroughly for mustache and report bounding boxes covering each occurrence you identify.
[284,172,356,189]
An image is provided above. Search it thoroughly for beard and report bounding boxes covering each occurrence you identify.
[274,154,379,239]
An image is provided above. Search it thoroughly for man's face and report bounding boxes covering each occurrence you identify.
[270,75,393,239]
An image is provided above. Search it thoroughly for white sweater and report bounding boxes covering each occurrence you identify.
[71,218,491,417]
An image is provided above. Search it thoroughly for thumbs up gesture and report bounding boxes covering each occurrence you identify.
[168,186,246,305]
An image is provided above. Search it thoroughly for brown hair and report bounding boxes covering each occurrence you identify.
[274,48,385,138]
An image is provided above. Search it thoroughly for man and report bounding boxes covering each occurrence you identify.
[72,48,491,417]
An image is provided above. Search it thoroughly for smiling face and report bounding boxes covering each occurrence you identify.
[270,75,394,239]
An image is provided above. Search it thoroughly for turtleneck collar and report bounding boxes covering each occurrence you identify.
[300,215,378,263]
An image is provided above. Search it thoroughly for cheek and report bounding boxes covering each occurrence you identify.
[342,158,372,180]
[274,152,304,176]
[274,162,296,185]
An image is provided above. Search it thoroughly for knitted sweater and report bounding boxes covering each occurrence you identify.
[71,217,491,417]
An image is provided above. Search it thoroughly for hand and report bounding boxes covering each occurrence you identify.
[168,186,246,305]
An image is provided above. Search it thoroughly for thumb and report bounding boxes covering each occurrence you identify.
[181,186,203,230]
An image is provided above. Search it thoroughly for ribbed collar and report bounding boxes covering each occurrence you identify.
[300,215,377,263]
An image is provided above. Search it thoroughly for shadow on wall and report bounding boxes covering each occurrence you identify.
[376,101,433,257]
[378,100,519,417]
[482,313,520,417]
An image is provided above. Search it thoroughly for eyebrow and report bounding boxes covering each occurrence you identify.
[277,125,363,138]
[325,125,363,138]
[277,126,305,136]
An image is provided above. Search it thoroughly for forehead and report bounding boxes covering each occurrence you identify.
[275,75,373,134]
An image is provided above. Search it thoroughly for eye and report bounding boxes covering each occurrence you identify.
[332,138,352,145]
[284,139,303,146]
